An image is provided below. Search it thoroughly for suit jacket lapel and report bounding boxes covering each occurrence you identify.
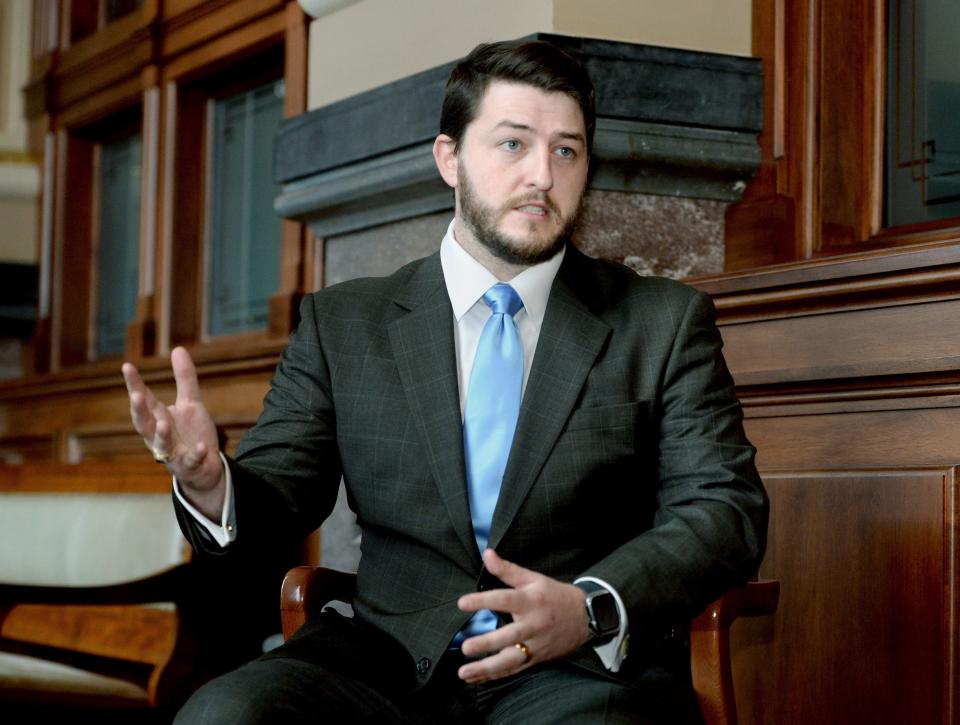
[489,247,611,549]
[387,254,480,566]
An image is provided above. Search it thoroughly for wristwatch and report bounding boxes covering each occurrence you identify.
[575,581,620,643]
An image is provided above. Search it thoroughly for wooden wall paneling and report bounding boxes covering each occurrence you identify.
[693,249,960,723]
[726,0,816,269]
[126,69,162,360]
[63,0,97,47]
[57,130,94,368]
[62,0,156,51]
[745,398,960,473]
[62,422,155,463]
[57,36,154,112]
[0,460,172,492]
[164,82,205,350]
[268,1,309,336]
[58,74,145,129]
[0,437,56,465]
[816,0,884,251]
[160,1,286,75]
[732,467,957,725]
[719,297,960,387]
[0,352,274,465]
[302,230,323,293]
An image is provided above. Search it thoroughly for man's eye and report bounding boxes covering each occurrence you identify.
[556,146,575,158]
[501,139,521,151]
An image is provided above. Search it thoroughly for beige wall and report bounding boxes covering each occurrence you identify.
[305,0,751,109]
[0,197,37,263]
[0,0,39,264]
[553,0,750,56]
[309,0,553,107]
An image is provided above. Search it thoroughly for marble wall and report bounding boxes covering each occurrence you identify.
[321,189,726,287]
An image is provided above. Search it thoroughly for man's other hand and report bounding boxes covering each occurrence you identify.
[122,346,226,520]
[456,548,591,683]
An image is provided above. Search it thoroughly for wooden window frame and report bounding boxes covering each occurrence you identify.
[53,103,144,371]
[727,0,960,270]
[162,38,295,358]
[27,0,308,375]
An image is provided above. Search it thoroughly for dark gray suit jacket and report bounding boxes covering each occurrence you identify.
[177,243,767,690]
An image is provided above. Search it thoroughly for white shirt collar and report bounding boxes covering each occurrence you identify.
[439,219,564,325]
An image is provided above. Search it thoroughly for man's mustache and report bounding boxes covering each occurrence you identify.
[502,193,562,219]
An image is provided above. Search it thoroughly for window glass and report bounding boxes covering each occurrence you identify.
[206,79,284,337]
[885,0,960,226]
[95,132,141,357]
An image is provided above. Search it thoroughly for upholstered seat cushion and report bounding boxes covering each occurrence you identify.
[0,651,148,702]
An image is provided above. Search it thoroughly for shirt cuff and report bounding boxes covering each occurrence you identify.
[172,452,237,547]
[574,575,630,672]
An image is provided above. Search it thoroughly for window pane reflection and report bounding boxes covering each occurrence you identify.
[95,133,141,357]
[885,0,960,227]
[206,79,284,337]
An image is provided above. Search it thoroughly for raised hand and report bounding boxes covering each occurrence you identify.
[456,548,591,683]
[122,346,226,520]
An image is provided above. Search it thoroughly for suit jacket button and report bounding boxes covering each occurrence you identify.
[416,657,431,675]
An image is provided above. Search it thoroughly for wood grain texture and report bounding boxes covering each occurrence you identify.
[733,468,957,725]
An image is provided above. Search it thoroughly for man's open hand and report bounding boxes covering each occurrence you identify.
[122,346,225,519]
[456,548,591,683]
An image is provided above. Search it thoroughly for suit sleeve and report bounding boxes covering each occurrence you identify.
[172,294,344,561]
[583,290,768,635]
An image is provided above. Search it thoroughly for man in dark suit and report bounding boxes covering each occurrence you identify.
[123,39,767,724]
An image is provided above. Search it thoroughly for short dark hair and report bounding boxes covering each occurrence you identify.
[440,39,596,155]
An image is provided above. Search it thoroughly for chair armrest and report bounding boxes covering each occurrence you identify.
[692,579,780,632]
[690,579,780,725]
[280,566,356,640]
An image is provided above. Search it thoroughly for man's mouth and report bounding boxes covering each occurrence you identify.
[515,204,548,216]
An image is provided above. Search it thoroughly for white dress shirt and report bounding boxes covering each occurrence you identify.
[176,219,628,671]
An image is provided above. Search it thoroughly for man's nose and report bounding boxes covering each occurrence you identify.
[525,149,554,191]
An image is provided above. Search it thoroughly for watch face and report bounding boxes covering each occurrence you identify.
[591,592,619,633]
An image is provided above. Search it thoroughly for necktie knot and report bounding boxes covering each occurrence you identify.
[483,284,523,318]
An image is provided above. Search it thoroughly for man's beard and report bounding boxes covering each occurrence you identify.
[458,165,583,267]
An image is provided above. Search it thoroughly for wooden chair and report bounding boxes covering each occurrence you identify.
[281,567,779,725]
[0,565,195,710]
[0,462,198,715]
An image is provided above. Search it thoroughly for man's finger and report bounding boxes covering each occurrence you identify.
[127,391,157,440]
[458,588,521,614]
[122,362,159,408]
[458,644,531,683]
[481,548,536,588]
[459,622,528,658]
[171,346,202,404]
[153,418,176,456]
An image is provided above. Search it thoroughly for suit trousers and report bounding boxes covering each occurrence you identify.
[173,611,704,725]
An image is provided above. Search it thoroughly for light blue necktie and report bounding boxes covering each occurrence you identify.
[458,283,524,640]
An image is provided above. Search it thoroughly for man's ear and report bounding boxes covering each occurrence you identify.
[433,134,458,188]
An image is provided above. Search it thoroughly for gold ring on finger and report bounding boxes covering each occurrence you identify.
[515,641,532,664]
[152,447,174,464]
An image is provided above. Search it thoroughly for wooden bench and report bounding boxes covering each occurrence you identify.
[0,462,196,714]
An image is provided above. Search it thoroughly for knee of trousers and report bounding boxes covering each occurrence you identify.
[173,672,277,725]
